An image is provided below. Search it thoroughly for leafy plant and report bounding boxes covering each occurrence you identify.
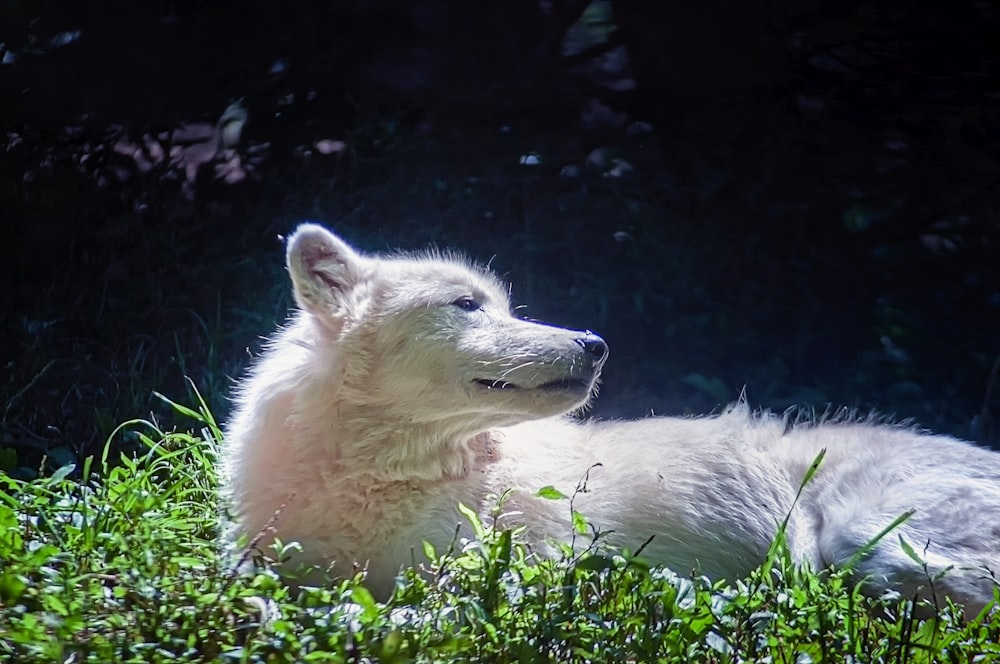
[1,400,997,662]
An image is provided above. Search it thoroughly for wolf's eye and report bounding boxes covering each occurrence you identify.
[452,297,482,312]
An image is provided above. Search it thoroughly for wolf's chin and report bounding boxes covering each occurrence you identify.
[467,378,596,423]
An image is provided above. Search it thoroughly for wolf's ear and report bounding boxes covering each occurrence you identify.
[286,223,367,325]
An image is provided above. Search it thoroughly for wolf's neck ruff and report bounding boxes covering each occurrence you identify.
[468,431,503,469]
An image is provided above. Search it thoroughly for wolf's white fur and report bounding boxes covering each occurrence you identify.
[223,223,1000,615]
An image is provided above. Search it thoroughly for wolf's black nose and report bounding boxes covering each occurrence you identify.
[576,333,608,364]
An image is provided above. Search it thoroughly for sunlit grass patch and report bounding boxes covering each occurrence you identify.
[1,398,997,663]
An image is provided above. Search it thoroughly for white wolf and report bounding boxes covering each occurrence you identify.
[223,223,1000,615]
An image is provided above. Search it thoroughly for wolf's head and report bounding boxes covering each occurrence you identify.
[284,223,607,438]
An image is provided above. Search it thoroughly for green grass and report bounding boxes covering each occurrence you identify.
[1,398,998,663]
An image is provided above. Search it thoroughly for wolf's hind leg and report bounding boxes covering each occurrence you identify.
[817,483,1000,616]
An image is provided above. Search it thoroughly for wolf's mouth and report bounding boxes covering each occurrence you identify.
[473,378,590,392]
[474,378,518,390]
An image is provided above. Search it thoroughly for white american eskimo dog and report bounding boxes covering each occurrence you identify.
[223,223,1000,615]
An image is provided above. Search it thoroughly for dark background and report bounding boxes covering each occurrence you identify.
[2,0,999,476]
